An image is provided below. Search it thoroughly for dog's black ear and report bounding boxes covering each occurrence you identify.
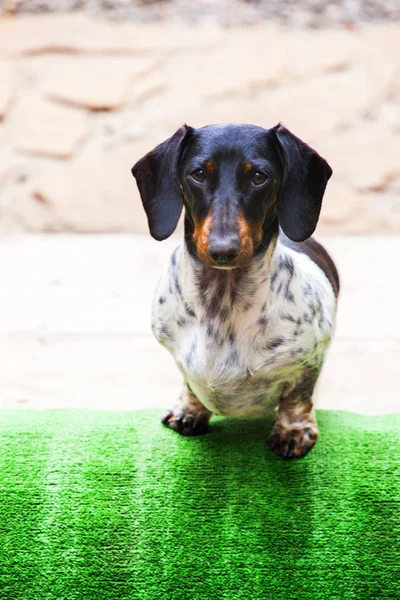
[273,123,332,242]
[131,125,193,241]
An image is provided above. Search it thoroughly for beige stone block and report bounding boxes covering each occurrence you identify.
[277,27,359,77]
[169,59,393,139]
[372,102,400,132]
[0,191,58,234]
[361,24,400,63]
[30,141,153,232]
[317,204,392,236]
[0,60,13,119]
[304,180,396,236]
[0,148,67,233]
[318,123,400,191]
[164,29,282,104]
[12,95,88,158]
[347,191,400,234]
[318,181,399,236]
[44,56,162,110]
[212,26,359,92]
[319,181,363,227]
[0,14,223,56]
[162,25,396,138]
[0,124,9,187]
[126,70,166,108]
[163,25,358,107]
[259,63,394,139]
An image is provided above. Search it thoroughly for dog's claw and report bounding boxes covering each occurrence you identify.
[161,410,173,425]
[267,423,318,459]
[161,408,211,436]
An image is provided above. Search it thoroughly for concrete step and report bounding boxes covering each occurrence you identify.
[0,234,398,414]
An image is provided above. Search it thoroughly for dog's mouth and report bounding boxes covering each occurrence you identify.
[210,263,238,271]
[209,255,239,269]
[198,252,250,271]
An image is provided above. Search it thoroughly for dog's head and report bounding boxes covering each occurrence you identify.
[132,123,332,269]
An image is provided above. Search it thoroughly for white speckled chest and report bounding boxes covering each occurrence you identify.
[152,241,337,418]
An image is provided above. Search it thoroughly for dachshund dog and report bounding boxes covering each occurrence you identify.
[132,123,339,458]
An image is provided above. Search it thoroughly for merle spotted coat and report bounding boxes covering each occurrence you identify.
[132,123,339,458]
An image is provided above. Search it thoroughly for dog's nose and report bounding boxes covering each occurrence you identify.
[209,237,240,265]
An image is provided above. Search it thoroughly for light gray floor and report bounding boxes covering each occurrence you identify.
[0,234,398,415]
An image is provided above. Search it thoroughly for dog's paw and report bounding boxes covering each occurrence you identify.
[161,408,211,436]
[267,423,318,459]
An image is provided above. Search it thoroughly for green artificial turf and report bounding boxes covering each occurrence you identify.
[0,410,399,600]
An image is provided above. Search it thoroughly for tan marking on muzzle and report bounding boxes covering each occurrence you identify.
[193,213,214,265]
[194,210,265,267]
[238,211,263,261]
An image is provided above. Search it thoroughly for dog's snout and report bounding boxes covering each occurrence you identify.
[208,236,240,265]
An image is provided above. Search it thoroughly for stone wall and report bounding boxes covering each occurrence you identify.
[0,13,399,234]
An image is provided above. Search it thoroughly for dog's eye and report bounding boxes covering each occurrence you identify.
[252,172,268,186]
[191,168,206,183]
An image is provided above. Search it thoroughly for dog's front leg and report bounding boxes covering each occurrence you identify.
[267,369,319,459]
[161,383,211,436]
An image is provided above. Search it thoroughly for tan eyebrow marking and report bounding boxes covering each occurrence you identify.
[205,161,215,174]
[238,210,262,252]
[244,162,252,174]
